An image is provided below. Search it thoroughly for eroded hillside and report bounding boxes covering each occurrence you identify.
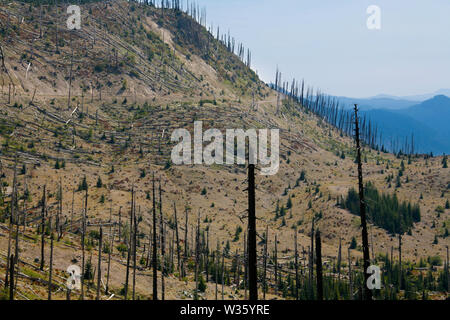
[0,0,448,300]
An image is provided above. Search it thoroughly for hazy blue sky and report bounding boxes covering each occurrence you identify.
[194,0,450,97]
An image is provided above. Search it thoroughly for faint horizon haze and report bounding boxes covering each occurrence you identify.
[195,0,450,98]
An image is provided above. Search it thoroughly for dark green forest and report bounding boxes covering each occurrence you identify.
[340,182,421,234]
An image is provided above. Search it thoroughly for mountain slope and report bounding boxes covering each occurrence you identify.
[0,0,448,300]
[361,95,450,154]
[402,95,450,137]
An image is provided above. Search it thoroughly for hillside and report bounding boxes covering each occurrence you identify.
[0,0,448,300]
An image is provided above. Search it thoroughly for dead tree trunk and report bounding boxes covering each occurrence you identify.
[96,227,103,300]
[205,229,209,283]
[244,232,248,299]
[9,254,15,300]
[309,218,314,294]
[294,228,299,300]
[71,190,74,233]
[159,180,165,300]
[194,212,200,300]
[132,206,138,300]
[152,174,158,300]
[81,183,88,300]
[221,250,225,300]
[315,231,323,301]
[118,206,122,243]
[173,202,181,278]
[106,221,115,295]
[274,234,278,296]
[48,233,54,300]
[215,240,219,300]
[348,247,353,300]
[5,159,17,288]
[398,234,402,289]
[40,185,46,271]
[184,206,189,258]
[57,181,63,241]
[337,238,342,281]
[124,187,134,300]
[353,105,372,300]
[263,226,268,300]
[247,163,257,300]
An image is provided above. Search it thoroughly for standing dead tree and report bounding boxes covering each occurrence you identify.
[96,227,103,300]
[398,234,402,289]
[132,206,139,300]
[40,185,47,271]
[5,158,17,289]
[294,228,299,300]
[106,222,115,295]
[71,190,75,233]
[263,226,268,300]
[315,230,323,301]
[194,211,200,300]
[274,234,278,296]
[337,238,342,281]
[81,179,88,300]
[353,105,372,300]
[247,163,257,300]
[57,180,63,241]
[173,202,181,278]
[9,254,15,300]
[159,179,165,300]
[348,247,353,299]
[48,232,54,300]
[124,186,134,300]
[152,174,158,300]
[183,205,189,277]
[0,45,15,104]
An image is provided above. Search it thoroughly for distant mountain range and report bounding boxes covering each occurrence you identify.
[369,89,450,102]
[332,90,450,155]
[354,95,450,155]
[336,89,450,111]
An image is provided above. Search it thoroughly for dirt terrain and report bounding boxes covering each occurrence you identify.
[0,0,448,300]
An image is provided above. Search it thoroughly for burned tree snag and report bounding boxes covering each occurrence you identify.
[353,105,372,300]
[348,247,353,299]
[173,202,181,278]
[9,254,15,300]
[399,234,402,289]
[274,234,278,296]
[337,238,342,281]
[294,228,299,300]
[152,174,158,300]
[263,226,268,300]
[118,206,122,243]
[96,227,103,300]
[194,212,200,300]
[40,185,46,271]
[48,233,54,300]
[5,158,17,288]
[247,163,257,300]
[221,249,225,300]
[184,206,189,258]
[159,179,165,300]
[71,190,75,233]
[132,206,138,300]
[124,187,134,300]
[106,223,115,295]
[315,231,323,301]
[81,181,88,300]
